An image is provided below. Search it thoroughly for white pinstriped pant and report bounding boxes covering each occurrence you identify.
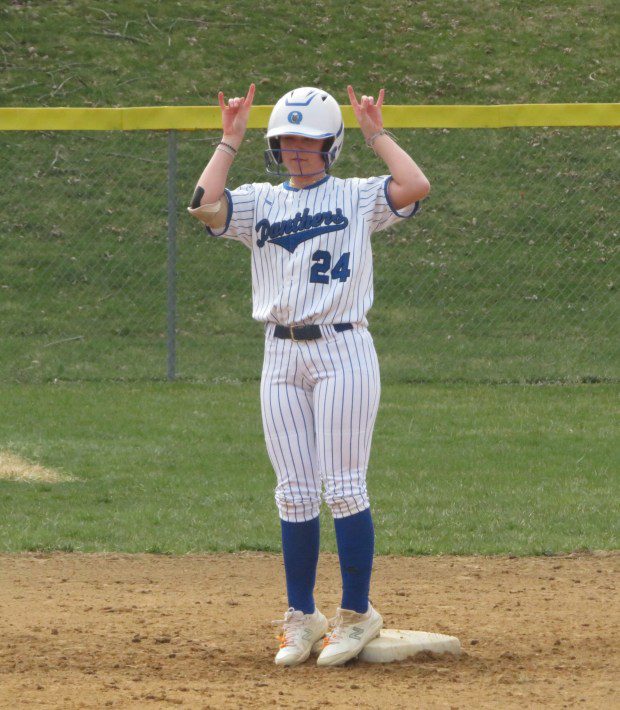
[260,324,381,522]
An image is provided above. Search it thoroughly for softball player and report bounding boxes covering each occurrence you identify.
[189,84,430,667]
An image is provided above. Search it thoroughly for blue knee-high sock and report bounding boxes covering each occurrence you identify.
[333,508,374,614]
[280,516,320,615]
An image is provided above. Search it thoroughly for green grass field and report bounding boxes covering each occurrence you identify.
[0,2,617,555]
[0,382,617,554]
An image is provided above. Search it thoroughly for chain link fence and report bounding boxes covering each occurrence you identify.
[1,126,617,384]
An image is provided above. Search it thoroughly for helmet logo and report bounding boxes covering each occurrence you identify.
[287,110,303,125]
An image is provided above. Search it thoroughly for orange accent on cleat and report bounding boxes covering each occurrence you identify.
[273,608,329,666]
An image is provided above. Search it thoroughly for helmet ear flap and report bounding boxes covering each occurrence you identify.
[322,137,335,169]
[269,136,282,163]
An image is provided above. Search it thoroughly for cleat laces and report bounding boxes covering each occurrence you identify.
[323,609,346,647]
[272,608,306,649]
[323,608,364,647]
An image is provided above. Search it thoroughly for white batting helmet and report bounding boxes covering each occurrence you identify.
[265,87,344,175]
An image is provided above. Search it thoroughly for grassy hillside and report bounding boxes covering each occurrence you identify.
[1,1,617,107]
[1,1,618,383]
[2,123,616,383]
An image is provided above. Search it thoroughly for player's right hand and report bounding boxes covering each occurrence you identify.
[218,83,255,146]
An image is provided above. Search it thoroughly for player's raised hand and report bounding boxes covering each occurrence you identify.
[347,85,385,140]
[218,83,255,144]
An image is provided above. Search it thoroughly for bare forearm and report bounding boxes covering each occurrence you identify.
[371,133,430,205]
[189,85,255,226]
[194,134,241,205]
[347,86,429,208]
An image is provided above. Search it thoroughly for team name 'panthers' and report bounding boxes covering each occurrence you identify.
[256,207,349,253]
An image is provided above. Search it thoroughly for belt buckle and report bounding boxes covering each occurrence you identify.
[289,326,298,342]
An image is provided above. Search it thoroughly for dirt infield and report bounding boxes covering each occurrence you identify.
[1,552,617,709]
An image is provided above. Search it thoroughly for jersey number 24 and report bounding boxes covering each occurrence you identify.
[310,250,351,284]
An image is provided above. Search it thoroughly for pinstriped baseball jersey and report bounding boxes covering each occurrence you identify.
[207,174,419,326]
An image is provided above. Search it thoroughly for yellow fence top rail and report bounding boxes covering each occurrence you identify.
[0,103,618,131]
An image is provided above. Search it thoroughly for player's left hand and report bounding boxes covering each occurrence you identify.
[347,85,385,140]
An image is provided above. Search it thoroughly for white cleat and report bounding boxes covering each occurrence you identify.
[317,604,383,667]
[273,608,328,667]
